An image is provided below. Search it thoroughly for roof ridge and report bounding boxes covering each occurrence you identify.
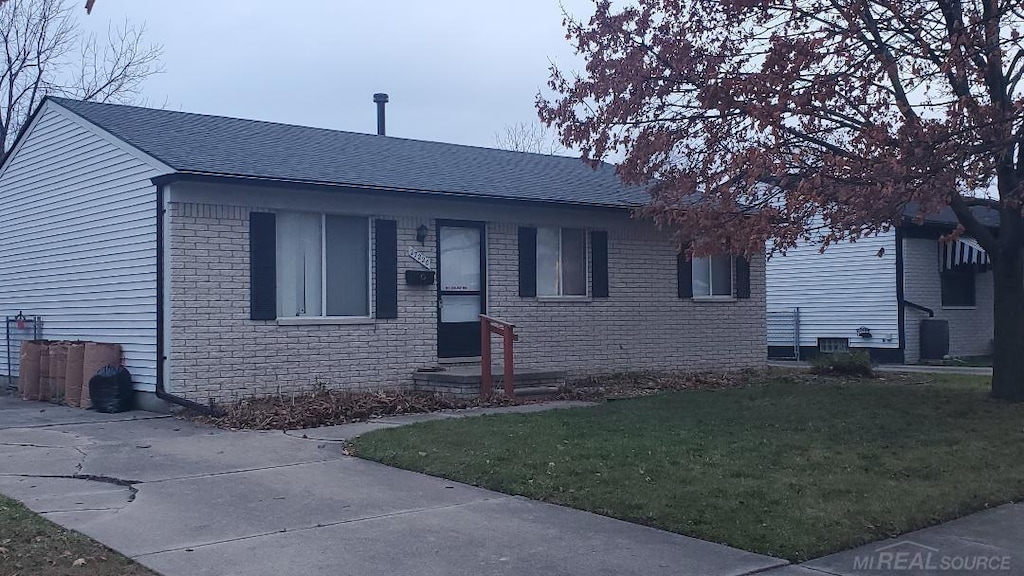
[48,97,600,166]
[41,96,647,208]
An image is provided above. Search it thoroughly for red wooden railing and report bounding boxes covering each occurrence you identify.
[480,314,518,399]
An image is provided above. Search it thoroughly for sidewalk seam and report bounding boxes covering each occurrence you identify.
[139,457,343,484]
[129,495,513,559]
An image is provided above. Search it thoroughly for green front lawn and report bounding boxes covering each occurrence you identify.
[353,372,1024,561]
[0,495,157,576]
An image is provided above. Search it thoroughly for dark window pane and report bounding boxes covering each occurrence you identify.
[325,215,369,316]
[941,269,975,307]
[711,255,733,296]
[561,228,586,296]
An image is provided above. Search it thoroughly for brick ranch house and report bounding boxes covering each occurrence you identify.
[0,98,766,408]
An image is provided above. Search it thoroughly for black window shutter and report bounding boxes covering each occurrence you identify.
[591,230,609,298]
[518,227,537,297]
[249,212,277,320]
[677,254,693,299]
[735,256,751,299]
[375,219,399,319]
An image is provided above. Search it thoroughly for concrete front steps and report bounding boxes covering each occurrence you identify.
[412,364,567,399]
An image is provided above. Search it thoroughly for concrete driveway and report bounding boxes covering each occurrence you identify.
[0,396,787,576]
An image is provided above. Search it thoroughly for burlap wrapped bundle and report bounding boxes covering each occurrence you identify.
[38,344,51,402]
[81,342,121,410]
[18,341,43,401]
[64,342,85,407]
[49,343,68,404]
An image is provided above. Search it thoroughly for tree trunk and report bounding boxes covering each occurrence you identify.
[990,241,1024,401]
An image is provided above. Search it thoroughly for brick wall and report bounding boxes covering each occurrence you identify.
[902,237,994,362]
[168,198,766,402]
[486,221,766,374]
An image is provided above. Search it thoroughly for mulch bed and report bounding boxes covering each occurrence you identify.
[188,370,773,431]
[190,389,523,430]
[558,369,762,400]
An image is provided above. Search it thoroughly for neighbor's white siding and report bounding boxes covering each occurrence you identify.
[0,103,167,390]
[766,231,900,349]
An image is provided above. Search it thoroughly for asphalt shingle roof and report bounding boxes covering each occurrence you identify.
[901,202,1000,228]
[50,97,648,208]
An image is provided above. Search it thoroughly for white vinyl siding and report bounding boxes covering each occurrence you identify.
[766,231,900,349]
[0,104,167,391]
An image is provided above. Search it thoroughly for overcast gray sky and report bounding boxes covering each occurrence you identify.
[78,0,592,148]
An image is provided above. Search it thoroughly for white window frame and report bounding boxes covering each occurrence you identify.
[692,255,735,300]
[537,227,589,298]
[276,212,373,321]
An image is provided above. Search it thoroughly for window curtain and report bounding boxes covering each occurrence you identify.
[536,227,561,296]
[276,212,322,316]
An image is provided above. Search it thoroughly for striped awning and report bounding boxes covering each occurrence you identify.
[940,236,990,272]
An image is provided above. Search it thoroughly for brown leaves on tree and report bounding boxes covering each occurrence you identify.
[538,0,1024,258]
[539,0,1024,400]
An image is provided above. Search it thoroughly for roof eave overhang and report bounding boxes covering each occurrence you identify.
[151,171,641,212]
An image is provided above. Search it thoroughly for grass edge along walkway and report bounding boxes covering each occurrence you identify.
[353,372,1023,562]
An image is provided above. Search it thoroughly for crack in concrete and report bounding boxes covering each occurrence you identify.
[732,562,800,575]
[0,472,141,502]
[139,458,342,485]
[41,506,129,514]
[947,534,1015,552]
[0,441,87,448]
[0,414,171,431]
[281,426,393,442]
[73,445,87,474]
[790,567,842,575]
[130,495,513,559]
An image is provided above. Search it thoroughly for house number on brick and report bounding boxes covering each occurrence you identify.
[408,246,432,270]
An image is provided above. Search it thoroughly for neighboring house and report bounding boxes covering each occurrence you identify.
[0,97,766,406]
[767,206,996,363]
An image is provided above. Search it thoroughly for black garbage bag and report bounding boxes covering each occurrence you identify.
[88,365,134,413]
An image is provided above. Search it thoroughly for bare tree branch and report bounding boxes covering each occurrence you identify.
[494,121,566,155]
[0,0,161,154]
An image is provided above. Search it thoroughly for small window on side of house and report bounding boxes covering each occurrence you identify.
[941,268,975,307]
[692,255,733,297]
[818,338,850,354]
[536,227,587,296]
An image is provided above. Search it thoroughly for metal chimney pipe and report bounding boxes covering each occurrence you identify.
[373,93,389,136]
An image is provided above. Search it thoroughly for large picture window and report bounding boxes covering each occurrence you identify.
[536,227,586,296]
[692,255,733,297]
[276,212,369,317]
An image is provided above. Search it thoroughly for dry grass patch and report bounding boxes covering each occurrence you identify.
[0,495,156,576]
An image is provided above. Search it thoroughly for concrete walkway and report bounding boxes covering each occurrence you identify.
[0,396,786,576]
[796,503,1024,575]
[4,396,1020,575]
[769,360,993,376]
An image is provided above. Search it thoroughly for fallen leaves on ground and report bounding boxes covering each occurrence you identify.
[186,369,791,431]
[558,369,761,400]
[190,389,523,431]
